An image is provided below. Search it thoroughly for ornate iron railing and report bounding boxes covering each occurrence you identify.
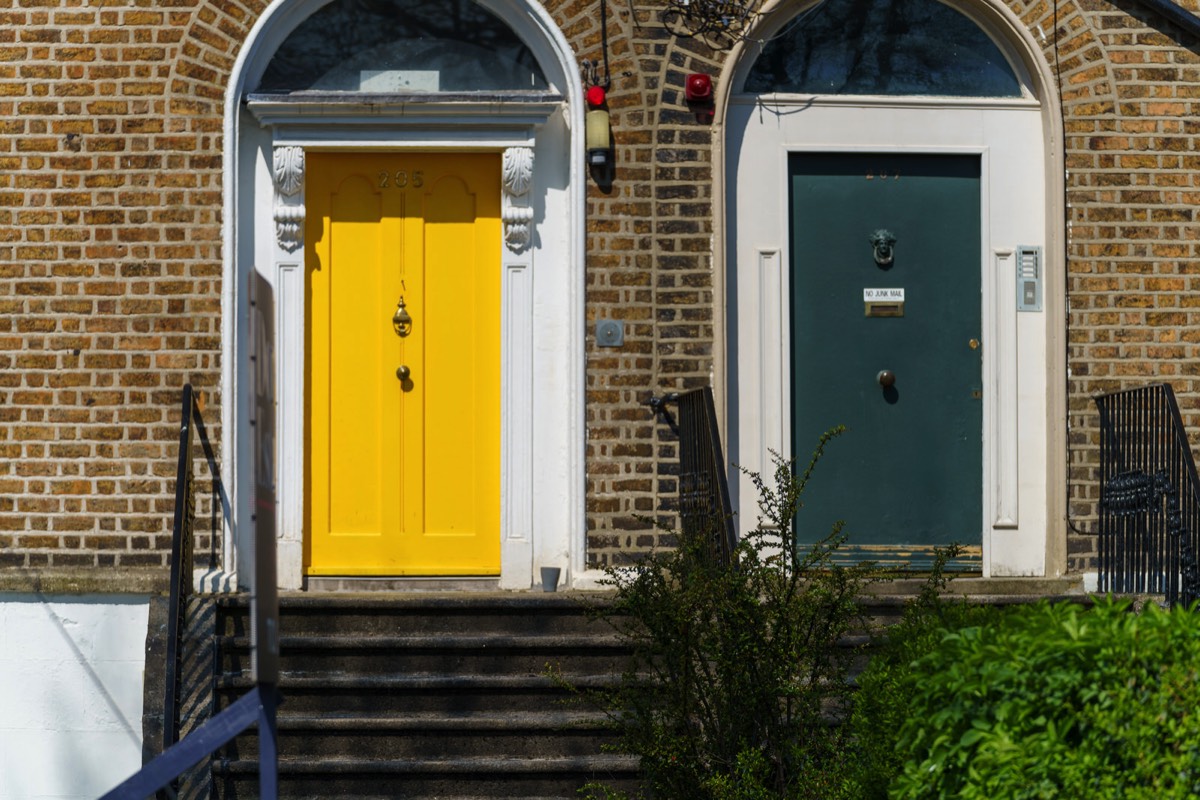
[1094,383,1200,606]
[649,387,737,563]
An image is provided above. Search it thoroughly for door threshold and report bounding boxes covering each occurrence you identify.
[303,576,502,592]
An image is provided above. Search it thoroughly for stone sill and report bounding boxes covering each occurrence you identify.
[863,575,1086,600]
[0,567,168,596]
[0,568,1086,601]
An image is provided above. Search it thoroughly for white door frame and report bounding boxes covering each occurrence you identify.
[712,0,1068,577]
[214,0,587,591]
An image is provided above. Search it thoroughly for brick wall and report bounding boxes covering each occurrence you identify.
[1044,0,1200,571]
[0,0,726,572]
[572,0,724,565]
[0,0,225,570]
[2,0,1200,574]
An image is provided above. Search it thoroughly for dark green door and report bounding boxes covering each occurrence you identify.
[790,153,982,567]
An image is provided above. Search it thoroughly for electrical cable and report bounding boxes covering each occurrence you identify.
[599,0,612,89]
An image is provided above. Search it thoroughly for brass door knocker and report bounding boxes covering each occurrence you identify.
[392,297,413,336]
[870,229,896,267]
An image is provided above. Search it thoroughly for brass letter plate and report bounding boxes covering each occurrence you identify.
[863,288,905,317]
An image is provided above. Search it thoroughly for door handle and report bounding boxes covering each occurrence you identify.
[396,365,411,381]
[877,370,895,388]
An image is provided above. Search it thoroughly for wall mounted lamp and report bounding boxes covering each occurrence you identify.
[585,84,611,167]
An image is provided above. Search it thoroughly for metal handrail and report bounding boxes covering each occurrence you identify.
[1094,383,1200,606]
[103,685,278,800]
[161,383,198,794]
[649,387,737,563]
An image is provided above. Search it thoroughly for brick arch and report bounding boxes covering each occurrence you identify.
[168,0,264,121]
[1007,0,1119,180]
[1015,0,1117,117]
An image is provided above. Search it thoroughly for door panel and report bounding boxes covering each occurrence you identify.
[790,152,982,566]
[310,174,400,546]
[423,178,479,534]
[306,152,501,575]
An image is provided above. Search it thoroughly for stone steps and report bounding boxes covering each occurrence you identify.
[198,581,1085,798]
[208,593,638,799]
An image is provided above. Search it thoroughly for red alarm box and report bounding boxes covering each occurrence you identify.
[685,73,712,103]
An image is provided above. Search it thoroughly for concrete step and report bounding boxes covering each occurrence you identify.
[217,671,619,715]
[211,754,640,799]
[217,632,629,676]
[223,711,617,760]
[215,593,618,638]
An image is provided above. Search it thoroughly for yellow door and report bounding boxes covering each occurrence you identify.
[305,152,501,575]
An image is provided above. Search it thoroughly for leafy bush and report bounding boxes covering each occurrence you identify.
[580,431,877,800]
[843,547,1004,799]
[882,598,1200,799]
[575,424,1200,799]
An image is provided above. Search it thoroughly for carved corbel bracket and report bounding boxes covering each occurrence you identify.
[501,146,535,252]
[274,204,305,252]
[273,146,305,252]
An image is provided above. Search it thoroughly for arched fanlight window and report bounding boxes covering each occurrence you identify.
[257,0,549,93]
[744,0,1022,97]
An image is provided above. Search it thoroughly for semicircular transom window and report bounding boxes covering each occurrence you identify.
[258,0,549,94]
[744,0,1022,97]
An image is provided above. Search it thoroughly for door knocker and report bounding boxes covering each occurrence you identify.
[870,229,896,267]
[392,297,413,336]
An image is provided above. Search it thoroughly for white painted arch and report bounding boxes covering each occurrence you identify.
[217,0,588,591]
[714,0,1068,577]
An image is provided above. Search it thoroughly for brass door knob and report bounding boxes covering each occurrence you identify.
[396,365,411,381]
[877,370,896,388]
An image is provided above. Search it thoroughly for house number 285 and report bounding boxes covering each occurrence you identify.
[378,170,425,189]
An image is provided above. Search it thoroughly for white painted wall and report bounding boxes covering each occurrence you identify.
[0,595,149,800]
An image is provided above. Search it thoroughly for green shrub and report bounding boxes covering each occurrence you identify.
[843,547,1004,799]
[573,424,1200,799]
[579,432,877,800]
[884,598,1200,799]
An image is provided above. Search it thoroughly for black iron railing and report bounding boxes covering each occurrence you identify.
[1094,383,1200,606]
[649,387,737,563]
[163,384,199,771]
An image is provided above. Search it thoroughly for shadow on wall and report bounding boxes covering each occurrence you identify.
[0,594,149,800]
